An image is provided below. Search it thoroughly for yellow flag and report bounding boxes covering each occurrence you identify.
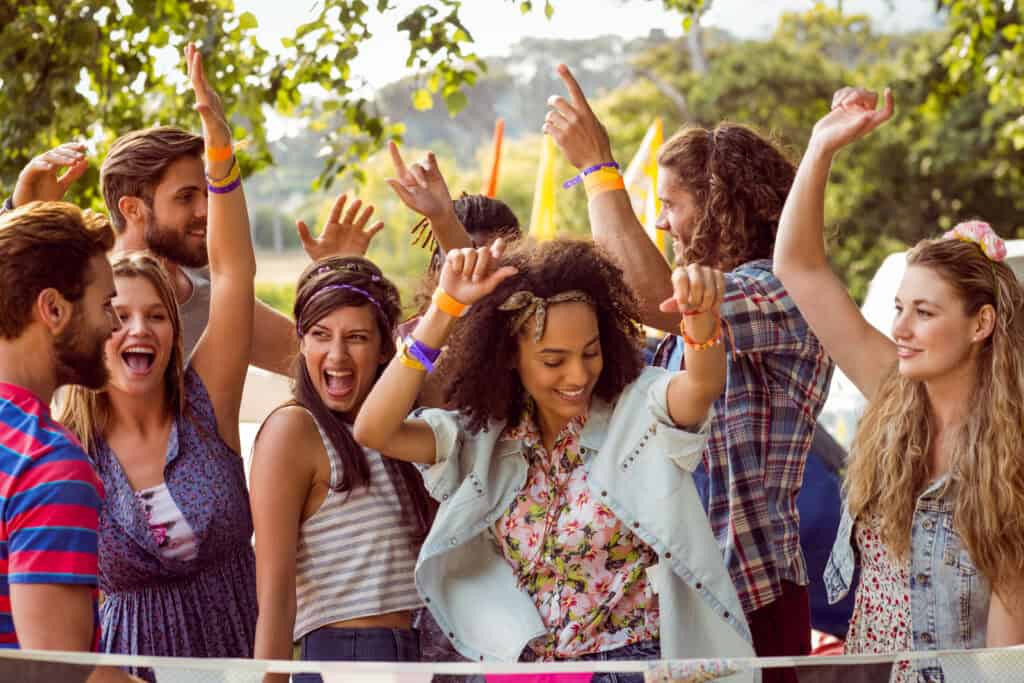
[623,118,666,256]
[529,134,557,241]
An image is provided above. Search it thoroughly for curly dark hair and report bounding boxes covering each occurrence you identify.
[440,239,645,433]
[291,256,435,545]
[658,123,796,271]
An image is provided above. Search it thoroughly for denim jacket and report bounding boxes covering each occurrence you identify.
[412,367,754,671]
[826,477,990,664]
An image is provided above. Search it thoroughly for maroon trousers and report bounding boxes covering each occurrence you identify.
[746,581,811,683]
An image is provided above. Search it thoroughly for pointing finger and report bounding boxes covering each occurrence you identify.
[556,63,591,112]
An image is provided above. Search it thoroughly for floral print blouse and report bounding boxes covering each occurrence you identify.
[845,512,913,683]
[492,413,660,659]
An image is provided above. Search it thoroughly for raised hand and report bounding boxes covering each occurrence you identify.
[386,141,455,222]
[185,43,233,176]
[12,143,89,207]
[810,86,894,157]
[437,238,518,309]
[297,193,384,260]
[544,64,614,170]
[659,263,726,343]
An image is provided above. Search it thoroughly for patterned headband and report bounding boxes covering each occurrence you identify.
[296,284,386,337]
[498,290,596,342]
[310,262,383,281]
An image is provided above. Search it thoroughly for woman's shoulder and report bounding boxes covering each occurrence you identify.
[254,404,325,462]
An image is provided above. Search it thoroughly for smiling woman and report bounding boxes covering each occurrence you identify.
[249,256,436,683]
[56,44,259,681]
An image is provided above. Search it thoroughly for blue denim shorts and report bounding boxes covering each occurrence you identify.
[293,626,421,683]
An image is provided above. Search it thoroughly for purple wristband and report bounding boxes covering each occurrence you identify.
[208,177,242,194]
[562,161,620,189]
[404,336,441,373]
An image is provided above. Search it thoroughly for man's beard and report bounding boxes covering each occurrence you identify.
[144,212,208,269]
[54,311,110,390]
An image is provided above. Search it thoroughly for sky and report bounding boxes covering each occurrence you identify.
[235,0,943,90]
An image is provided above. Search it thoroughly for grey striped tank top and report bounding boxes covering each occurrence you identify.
[293,414,423,640]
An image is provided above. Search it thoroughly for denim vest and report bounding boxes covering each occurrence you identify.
[412,368,755,674]
[825,477,990,675]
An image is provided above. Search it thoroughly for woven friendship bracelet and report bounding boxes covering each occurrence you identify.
[562,161,620,189]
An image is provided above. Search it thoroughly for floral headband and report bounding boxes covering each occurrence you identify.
[942,220,1007,262]
[499,290,596,341]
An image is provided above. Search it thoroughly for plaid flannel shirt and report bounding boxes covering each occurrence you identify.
[654,259,834,614]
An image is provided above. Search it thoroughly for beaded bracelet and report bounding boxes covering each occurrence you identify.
[404,335,441,374]
[680,315,723,351]
[432,287,469,318]
[583,167,625,201]
[562,161,620,189]
[206,144,233,163]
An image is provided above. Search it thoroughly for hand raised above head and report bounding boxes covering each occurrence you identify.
[544,64,614,170]
[386,141,455,222]
[185,43,233,174]
[12,142,89,207]
[811,87,894,157]
[297,192,384,261]
[436,238,518,309]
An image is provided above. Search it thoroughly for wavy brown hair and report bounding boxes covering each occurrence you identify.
[658,123,795,271]
[440,239,644,433]
[290,256,435,545]
[60,252,186,455]
[846,236,1024,601]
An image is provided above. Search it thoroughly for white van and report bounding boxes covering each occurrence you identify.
[820,239,1024,448]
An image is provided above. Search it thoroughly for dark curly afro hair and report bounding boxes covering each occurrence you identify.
[440,239,645,433]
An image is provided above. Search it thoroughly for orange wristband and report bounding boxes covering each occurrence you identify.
[432,288,469,318]
[583,168,625,200]
[206,144,233,163]
[680,315,723,350]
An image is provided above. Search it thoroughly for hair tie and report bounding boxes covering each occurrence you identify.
[499,290,595,341]
[942,220,1007,262]
[297,284,386,336]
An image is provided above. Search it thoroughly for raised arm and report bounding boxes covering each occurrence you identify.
[249,192,387,376]
[545,64,677,332]
[661,264,727,427]
[250,407,320,683]
[773,87,896,400]
[185,43,256,453]
[353,240,518,462]
[386,141,473,255]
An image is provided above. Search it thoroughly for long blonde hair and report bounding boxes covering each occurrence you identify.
[846,236,1024,599]
[60,252,185,454]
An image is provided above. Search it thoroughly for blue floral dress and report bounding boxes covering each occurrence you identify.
[92,368,257,676]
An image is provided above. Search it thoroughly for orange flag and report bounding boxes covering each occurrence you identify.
[483,118,504,198]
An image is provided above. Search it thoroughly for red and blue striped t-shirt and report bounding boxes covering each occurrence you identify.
[0,381,104,650]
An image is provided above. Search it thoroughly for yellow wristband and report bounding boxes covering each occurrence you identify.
[432,288,469,318]
[396,338,426,372]
[583,168,625,200]
[206,157,240,187]
[206,144,233,163]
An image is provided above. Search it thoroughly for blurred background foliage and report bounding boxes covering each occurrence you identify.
[2,0,1022,315]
